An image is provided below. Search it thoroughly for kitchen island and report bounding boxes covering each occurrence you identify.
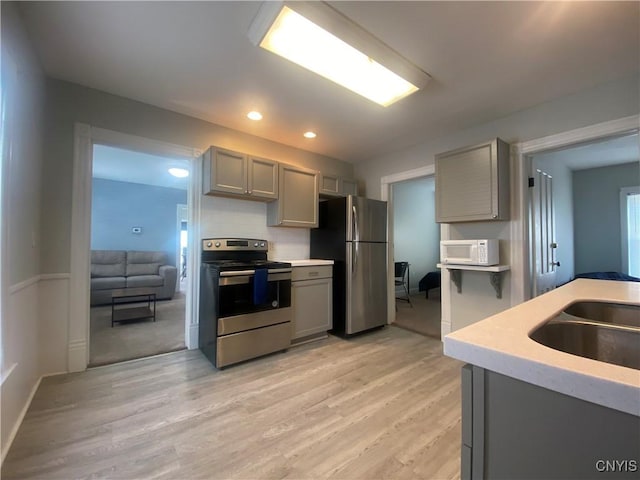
[444,279,640,480]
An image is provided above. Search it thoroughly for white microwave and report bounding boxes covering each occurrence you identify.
[440,239,499,266]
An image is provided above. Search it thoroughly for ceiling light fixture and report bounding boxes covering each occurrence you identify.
[168,167,189,178]
[303,131,317,139]
[248,1,431,107]
[247,110,263,121]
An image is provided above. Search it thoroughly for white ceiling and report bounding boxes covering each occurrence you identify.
[18,1,640,163]
[533,133,640,171]
[93,144,190,190]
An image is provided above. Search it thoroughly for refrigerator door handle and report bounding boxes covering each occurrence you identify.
[352,205,360,242]
[353,241,359,274]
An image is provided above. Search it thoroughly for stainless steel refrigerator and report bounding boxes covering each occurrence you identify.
[310,196,388,335]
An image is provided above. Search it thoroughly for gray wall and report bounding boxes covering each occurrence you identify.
[2,4,45,286]
[1,0,46,458]
[91,179,187,266]
[573,162,640,274]
[42,78,355,275]
[355,72,640,331]
[532,157,575,286]
[392,176,439,293]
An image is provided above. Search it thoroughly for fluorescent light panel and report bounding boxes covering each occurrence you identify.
[249,2,430,107]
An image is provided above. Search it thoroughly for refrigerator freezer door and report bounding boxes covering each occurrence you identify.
[347,196,388,243]
[346,241,388,334]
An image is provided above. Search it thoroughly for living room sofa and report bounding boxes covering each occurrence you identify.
[91,250,178,306]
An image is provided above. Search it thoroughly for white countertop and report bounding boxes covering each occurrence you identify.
[443,279,640,416]
[284,259,334,267]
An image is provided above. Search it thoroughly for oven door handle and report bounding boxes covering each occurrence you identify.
[220,270,256,277]
[219,268,292,277]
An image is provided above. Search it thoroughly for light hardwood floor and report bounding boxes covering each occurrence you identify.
[2,326,463,480]
[394,291,442,339]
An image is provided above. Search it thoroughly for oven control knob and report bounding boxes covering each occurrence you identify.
[254,242,259,247]
[260,242,265,247]
[215,242,221,248]
[206,241,212,248]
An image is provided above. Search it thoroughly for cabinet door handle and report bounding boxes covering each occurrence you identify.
[308,271,319,277]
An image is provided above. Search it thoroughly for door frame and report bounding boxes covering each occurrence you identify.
[619,186,640,276]
[380,166,448,334]
[70,124,202,372]
[176,203,188,290]
[512,114,639,303]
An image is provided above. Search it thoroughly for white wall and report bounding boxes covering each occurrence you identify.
[200,195,310,261]
[0,2,46,462]
[532,156,575,286]
[355,73,640,332]
[392,176,439,293]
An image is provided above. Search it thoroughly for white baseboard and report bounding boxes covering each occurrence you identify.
[1,375,42,465]
[188,323,199,349]
[67,340,87,373]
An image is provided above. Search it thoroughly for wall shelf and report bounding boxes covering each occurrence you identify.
[437,264,511,298]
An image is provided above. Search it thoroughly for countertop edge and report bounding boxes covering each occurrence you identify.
[443,337,640,417]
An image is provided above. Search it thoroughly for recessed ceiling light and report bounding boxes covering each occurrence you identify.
[247,111,263,121]
[248,2,431,107]
[303,131,317,139]
[168,168,189,178]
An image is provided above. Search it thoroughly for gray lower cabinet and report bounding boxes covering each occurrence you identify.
[461,364,640,480]
[291,265,333,342]
[267,163,319,227]
[435,138,510,222]
[203,146,278,200]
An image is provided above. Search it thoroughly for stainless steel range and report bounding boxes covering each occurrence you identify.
[199,238,292,368]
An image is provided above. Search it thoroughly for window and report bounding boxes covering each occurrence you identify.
[621,186,640,277]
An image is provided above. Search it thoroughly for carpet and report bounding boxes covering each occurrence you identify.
[89,291,186,367]
[393,288,442,339]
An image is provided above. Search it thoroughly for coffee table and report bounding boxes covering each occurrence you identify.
[111,287,157,327]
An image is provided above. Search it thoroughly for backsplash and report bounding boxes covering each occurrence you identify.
[200,195,310,260]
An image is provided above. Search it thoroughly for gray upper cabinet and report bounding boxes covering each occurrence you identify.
[319,173,358,197]
[340,178,358,196]
[435,138,510,223]
[247,156,278,200]
[267,163,319,227]
[203,146,278,201]
[320,173,340,196]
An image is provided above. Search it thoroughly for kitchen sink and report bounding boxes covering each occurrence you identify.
[530,319,640,370]
[564,301,640,328]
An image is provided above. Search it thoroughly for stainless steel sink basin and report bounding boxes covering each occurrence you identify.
[564,301,640,327]
[530,319,640,370]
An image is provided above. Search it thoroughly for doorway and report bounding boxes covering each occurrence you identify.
[527,132,640,297]
[388,173,442,339]
[88,144,190,366]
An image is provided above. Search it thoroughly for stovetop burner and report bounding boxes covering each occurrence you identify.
[201,238,291,272]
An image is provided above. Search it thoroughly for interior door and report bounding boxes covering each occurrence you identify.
[531,168,558,296]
